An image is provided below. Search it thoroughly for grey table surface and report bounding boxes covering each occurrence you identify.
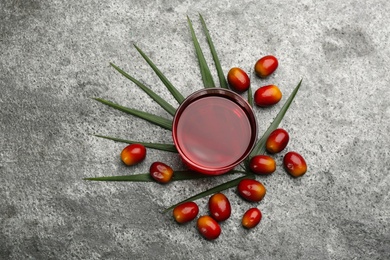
[1,0,389,259]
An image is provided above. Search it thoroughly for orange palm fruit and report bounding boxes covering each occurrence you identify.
[197,215,221,240]
[227,67,250,92]
[254,85,282,107]
[149,162,173,183]
[173,202,199,224]
[266,128,289,154]
[242,208,262,229]
[237,179,266,202]
[208,193,231,222]
[249,155,276,175]
[283,151,307,177]
[120,144,146,166]
[254,55,278,78]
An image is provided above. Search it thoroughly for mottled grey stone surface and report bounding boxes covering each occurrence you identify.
[1,0,389,259]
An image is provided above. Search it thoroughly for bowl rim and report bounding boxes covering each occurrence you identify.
[172,88,258,175]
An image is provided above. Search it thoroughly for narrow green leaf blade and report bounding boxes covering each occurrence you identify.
[84,170,210,182]
[249,79,303,158]
[93,134,178,153]
[133,45,185,104]
[187,16,215,88]
[94,98,172,130]
[172,171,212,181]
[163,174,255,213]
[110,63,176,116]
[248,86,253,107]
[199,14,228,89]
[84,174,153,182]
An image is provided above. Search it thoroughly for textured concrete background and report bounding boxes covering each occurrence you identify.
[1,0,389,259]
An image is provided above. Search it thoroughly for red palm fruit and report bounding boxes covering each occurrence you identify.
[208,193,231,222]
[266,128,290,154]
[283,151,307,177]
[249,155,276,175]
[197,215,221,240]
[242,208,262,229]
[237,179,266,202]
[254,85,282,107]
[149,162,173,184]
[173,201,199,224]
[227,67,250,92]
[120,144,146,166]
[254,55,278,78]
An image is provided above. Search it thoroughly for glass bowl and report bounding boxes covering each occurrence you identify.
[172,88,258,175]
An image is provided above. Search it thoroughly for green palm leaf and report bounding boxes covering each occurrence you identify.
[248,86,254,107]
[84,174,153,182]
[93,98,172,130]
[133,44,185,104]
[249,79,303,158]
[187,16,215,88]
[93,134,177,153]
[199,14,228,89]
[84,170,210,182]
[110,63,176,116]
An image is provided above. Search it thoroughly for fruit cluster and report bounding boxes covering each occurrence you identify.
[173,192,262,240]
[228,55,282,107]
[118,55,307,240]
[169,125,306,240]
[228,55,307,173]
